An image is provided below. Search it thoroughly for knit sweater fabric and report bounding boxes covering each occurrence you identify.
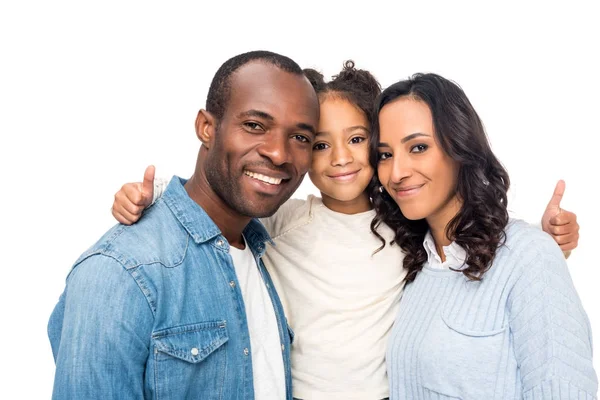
[386,219,598,399]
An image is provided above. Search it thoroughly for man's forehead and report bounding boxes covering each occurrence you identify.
[226,62,318,119]
[231,63,306,95]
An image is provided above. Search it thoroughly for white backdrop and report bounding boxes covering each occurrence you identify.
[1,0,598,397]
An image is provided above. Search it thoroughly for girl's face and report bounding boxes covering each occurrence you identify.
[308,97,374,213]
[376,97,460,229]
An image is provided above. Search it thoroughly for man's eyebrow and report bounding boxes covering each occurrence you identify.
[237,110,275,121]
[296,122,316,135]
[237,110,315,134]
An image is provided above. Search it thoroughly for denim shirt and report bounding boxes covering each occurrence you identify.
[48,177,294,399]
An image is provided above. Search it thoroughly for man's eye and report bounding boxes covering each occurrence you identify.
[244,122,264,131]
[313,143,329,151]
[410,144,428,153]
[293,134,311,143]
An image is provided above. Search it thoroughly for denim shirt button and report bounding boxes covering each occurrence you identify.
[281,344,285,351]
[216,239,224,246]
[243,348,249,356]
[190,347,199,356]
[266,283,270,289]
[229,281,236,288]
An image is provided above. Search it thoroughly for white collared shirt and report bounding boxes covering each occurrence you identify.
[423,231,467,270]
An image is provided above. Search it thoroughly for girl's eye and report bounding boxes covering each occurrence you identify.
[349,136,365,144]
[313,143,329,151]
[410,144,428,153]
[378,152,392,161]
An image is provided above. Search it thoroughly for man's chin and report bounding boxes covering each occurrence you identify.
[237,194,291,219]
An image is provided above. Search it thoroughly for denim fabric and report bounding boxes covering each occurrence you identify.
[48,176,294,399]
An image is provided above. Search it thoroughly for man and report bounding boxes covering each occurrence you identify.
[48,50,320,399]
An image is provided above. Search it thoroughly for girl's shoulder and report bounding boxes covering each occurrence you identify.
[259,195,322,238]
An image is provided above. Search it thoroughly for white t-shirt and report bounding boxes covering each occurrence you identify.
[261,196,407,400]
[229,239,286,400]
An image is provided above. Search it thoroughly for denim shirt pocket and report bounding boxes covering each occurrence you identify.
[418,314,508,400]
[152,321,229,399]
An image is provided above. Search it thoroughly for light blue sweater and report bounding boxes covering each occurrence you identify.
[387,219,598,399]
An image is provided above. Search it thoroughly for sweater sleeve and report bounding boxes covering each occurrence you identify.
[508,238,598,399]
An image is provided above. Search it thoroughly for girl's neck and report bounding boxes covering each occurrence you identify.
[321,191,372,215]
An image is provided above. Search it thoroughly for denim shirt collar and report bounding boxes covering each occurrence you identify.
[163,176,273,256]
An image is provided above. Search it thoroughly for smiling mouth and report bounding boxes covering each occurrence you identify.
[244,170,285,185]
[327,170,360,182]
[394,183,425,197]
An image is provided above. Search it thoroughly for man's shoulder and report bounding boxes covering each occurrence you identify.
[76,201,189,271]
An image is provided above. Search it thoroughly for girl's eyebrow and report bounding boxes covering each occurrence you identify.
[316,125,369,136]
[344,125,369,133]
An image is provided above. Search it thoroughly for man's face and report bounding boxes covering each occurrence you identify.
[204,62,319,218]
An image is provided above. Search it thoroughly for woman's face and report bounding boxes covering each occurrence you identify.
[377,97,460,227]
[308,97,374,211]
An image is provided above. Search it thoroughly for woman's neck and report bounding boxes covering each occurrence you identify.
[426,196,462,262]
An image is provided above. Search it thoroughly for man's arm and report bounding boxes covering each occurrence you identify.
[49,255,154,399]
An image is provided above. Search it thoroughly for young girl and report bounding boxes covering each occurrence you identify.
[112,63,581,399]
[373,73,596,399]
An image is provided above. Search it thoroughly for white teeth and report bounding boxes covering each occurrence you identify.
[244,171,283,185]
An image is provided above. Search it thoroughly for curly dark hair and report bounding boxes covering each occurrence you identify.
[206,50,304,122]
[303,60,381,127]
[369,73,510,282]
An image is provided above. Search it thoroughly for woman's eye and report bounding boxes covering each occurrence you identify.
[378,152,392,161]
[349,136,365,144]
[410,144,428,153]
[313,143,329,151]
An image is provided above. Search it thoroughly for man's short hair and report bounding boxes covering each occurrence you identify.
[206,50,305,122]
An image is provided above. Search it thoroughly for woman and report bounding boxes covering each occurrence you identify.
[372,73,597,399]
[112,65,581,399]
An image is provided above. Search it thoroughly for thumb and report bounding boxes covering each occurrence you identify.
[141,165,156,204]
[546,179,565,211]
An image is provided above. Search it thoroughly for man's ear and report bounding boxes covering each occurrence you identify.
[195,109,217,148]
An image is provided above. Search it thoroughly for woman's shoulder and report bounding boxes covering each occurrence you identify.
[495,218,566,275]
[504,219,559,251]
